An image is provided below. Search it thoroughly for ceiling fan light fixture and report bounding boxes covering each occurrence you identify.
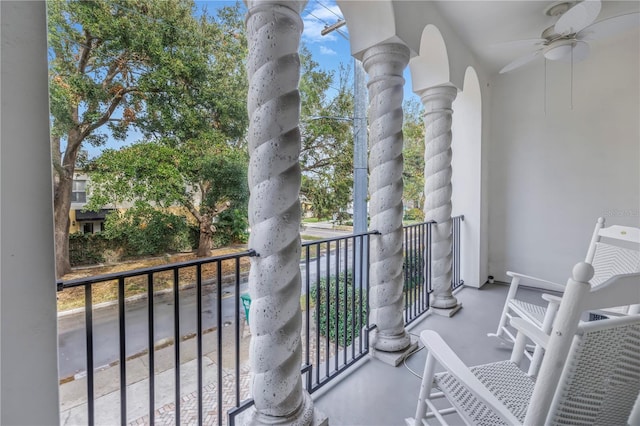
[543,39,573,60]
[543,39,590,62]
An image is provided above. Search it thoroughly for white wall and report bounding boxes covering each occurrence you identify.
[487,29,640,284]
[452,68,483,287]
[1,2,60,423]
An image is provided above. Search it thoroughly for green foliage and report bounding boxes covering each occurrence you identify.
[299,47,354,219]
[309,272,367,347]
[69,233,108,266]
[47,0,247,145]
[211,207,249,248]
[102,206,192,256]
[403,99,425,213]
[47,0,247,268]
[88,140,248,254]
[404,208,424,221]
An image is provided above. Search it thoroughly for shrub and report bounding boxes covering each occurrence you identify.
[403,254,425,291]
[69,232,107,266]
[211,207,249,248]
[309,272,367,346]
[403,207,424,221]
[103,206,192,256]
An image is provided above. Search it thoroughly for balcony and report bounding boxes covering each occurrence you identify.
[57,218,479,425]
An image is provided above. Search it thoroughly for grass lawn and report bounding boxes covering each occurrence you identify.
[57,246,250,312]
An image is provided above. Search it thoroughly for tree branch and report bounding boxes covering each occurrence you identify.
[184,198,202,223]
[80,87,139,138]
[78,29,94,74]
[212,200,231,217]
[102,51,128,90]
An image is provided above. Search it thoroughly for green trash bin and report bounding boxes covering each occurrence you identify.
[240,293,251,325]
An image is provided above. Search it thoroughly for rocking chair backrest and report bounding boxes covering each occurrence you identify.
[586,219,640,287]
[546,315,640,425]
[525,265,640,424]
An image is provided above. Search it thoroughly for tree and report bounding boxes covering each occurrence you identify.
[47,0,246,276]
[298,47,354,219]
[402,99,425,216]
[86,139,248,256]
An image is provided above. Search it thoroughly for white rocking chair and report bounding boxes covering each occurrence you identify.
[407,265,640,426]
[489,217,640,350]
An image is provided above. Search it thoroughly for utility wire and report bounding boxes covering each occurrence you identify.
[316,1,342,20]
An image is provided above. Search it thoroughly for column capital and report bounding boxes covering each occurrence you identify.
[419,84,458,114]
[245,0,307,15]
[362,43,410,78]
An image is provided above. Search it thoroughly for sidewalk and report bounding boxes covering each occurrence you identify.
[59,314,335,426]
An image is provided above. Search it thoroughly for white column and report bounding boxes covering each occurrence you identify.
[421,85,460,312]
[363,43,411,353]
[1,1,60,424]
[245,1,314,424]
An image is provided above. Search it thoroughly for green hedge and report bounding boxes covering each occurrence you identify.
[310,272,367,346]
[69,233,113,266]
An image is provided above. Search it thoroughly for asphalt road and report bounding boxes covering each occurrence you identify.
[57,225,356,379]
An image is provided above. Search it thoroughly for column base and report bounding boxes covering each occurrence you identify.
[430,303,463,317]
[371,334,420,367]
[238,392,327,426]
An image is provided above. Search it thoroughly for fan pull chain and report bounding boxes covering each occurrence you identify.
[544,58,547,116]
[570,46,574,110]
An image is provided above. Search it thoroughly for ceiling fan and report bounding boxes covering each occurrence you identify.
[499,0,640,74]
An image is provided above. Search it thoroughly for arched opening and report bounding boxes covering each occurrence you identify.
[409,24,450,91]
[451,66,483,287]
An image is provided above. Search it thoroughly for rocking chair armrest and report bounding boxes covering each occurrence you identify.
[506,271,566,293]
[510,318,550,348]
[420,330,522,425]
[541,293,563,306]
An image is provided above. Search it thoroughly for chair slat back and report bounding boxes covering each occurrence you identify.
[547,316,640,425]
[525,269,640,424]
[591,242,640,286]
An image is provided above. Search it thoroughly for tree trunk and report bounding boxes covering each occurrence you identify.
[197,215,213,257]
[54,177,72,277]
[53,130,81,278]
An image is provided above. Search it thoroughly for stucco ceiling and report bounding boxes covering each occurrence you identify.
[428,0,640,75]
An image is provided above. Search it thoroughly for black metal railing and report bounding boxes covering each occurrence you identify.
[402,220,434,325]
[57,218,462,425]
[300,230,378,394]
[451,215,464,290]
[401,215,465,324]
[57,250,256,426]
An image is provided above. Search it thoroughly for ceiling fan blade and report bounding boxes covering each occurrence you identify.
[555,0,602,35]
[499,50,542,74]
[490,39,546,50]
[578,12,640,41]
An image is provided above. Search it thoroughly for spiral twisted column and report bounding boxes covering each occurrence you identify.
[363,43,412,353]
[421,85,459,310]
[245,2,313,424]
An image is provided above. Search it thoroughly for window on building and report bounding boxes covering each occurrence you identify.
[83,222,93,234]
[71,180,87,203]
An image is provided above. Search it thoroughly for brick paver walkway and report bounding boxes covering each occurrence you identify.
[128,316,344,426]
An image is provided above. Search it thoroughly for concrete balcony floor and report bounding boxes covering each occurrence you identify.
[313,283,551,425]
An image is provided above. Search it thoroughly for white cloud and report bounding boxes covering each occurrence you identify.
[302,3,346,43]
[319,45,337,56]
